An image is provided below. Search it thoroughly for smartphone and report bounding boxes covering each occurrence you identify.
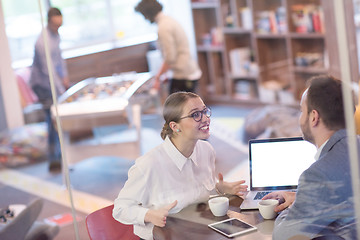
[208,218,257,238]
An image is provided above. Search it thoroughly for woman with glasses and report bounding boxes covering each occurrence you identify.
[113,91,247,240]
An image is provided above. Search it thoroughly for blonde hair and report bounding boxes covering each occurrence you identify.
[160,92,200,140]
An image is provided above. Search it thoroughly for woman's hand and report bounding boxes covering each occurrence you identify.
[144,200,177,227]
[262,191,296,212]
[216,173,248,197]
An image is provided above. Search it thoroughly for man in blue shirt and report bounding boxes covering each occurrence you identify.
[30,7,69,171]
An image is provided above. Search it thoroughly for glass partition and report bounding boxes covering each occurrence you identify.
[0,0,359,239]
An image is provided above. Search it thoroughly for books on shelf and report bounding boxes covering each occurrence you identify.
[291,4,325,33]
[255,7,287,34]
[229,48,251,76]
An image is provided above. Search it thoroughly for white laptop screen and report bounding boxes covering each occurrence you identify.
[249,137,317,190]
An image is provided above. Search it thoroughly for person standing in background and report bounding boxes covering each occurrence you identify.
[30,7,69,171]
[135,0,201,94]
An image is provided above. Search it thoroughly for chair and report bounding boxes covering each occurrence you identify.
[0,198,59,240]
[85,204,139,240]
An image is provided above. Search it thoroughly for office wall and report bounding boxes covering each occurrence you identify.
[0,76,7,131]
[165,0,197,60]
[0,1,24,130]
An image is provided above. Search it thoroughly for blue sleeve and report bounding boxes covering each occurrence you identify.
[273,166,354,240]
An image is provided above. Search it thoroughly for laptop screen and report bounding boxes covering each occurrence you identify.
[249,137,317,190]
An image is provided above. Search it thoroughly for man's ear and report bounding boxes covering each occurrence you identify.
[310,110,320,127]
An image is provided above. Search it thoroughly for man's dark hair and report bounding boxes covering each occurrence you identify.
[135,0,163,23]
[306,75,354,130]
[47,7,62,23]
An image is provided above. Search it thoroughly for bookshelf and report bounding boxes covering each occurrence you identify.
[190,0,337,105]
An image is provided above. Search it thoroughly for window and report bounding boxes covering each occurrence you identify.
[3,0,166,63]
[3,0,43,61]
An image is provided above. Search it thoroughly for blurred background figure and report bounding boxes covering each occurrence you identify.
[135,0,201,94]
[30,7,69,172]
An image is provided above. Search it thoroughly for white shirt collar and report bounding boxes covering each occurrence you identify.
[314,139,329,160]
[163,136,198,170]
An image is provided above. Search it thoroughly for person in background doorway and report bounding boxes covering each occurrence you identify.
[228,75,359,239]
[135,0,201,94]
[30,7,69,172]
[113,91,247,240]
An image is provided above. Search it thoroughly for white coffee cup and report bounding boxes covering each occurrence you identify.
[208,196,229,217]
[258,199,279,219]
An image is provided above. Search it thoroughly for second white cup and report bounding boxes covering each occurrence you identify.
[258,199,279,219]
[208,197,229,217]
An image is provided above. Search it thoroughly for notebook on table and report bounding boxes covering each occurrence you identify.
[240,137,317,210]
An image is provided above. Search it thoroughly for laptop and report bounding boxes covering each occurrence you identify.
[240,137,317,210]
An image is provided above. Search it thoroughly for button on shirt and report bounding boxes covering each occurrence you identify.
[113,137,216,239]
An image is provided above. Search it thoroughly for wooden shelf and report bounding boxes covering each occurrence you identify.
[292,66,328,74]
[289,32,325,39]
[223,28,252,34]
[191,0,333,105]
[254,33,287,39]
[229,74,258,80]
[197,45,224,52]
[191,1,218,9]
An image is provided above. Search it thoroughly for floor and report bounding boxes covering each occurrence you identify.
[0,104,254,240]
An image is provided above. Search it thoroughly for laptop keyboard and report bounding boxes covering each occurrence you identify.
[253,191,271,200]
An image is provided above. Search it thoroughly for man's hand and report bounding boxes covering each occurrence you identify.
[63,76,70,89]
[262,191,296,212]
[153,76,161,90]
[144,200,177,227]
[217,173,248,196]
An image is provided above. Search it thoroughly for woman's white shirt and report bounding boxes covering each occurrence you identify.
[112,136,216,239]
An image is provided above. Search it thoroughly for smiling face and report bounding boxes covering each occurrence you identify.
[177,97,211,141]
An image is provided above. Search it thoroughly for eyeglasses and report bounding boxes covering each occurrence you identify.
[179,107,211,122]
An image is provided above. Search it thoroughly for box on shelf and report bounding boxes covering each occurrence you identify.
[240,7,253,30]
[258,80,282,104]
[294,52,323,67]
[259,86,277,103]
[211,27,223,45]
[229,48,251,76]
[234,81,251,99]
[259,81,295,105]
[278,90,296,105]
